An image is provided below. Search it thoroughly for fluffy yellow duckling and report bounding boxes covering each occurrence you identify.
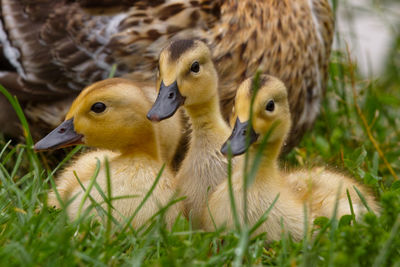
[35,78,183,228]
[203,75,379,241]
[147,40,231,225]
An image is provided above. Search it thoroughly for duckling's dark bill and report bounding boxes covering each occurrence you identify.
[147,80,185,122]
[34,118,84,151]
[221,118,258,156]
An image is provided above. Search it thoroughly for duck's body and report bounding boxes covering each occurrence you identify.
[49,150,180,227]
[205,159,304,240]
[1,0,334,153]
[203,76,379,240]
[205,161,377,240]
[285,167,378,220]
[36,78,183,228]
[175,97,231,222]
[147,40,231,225]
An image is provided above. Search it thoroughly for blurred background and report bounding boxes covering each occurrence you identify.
[334,0,399,78]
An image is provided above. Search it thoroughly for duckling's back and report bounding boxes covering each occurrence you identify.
[285,167,380,219]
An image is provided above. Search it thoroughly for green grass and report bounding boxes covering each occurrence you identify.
[0,11,400,267]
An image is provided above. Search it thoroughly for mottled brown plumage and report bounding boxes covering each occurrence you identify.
[0,0,333,153]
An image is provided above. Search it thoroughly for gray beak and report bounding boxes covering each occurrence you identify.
[147,80,185,122]
[221,118,258,156]
[34,118,83,151]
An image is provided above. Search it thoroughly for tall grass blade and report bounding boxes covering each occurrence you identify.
[346,189,356,222]
[353,185,373,214]
[0,84,41,176]
[233,225,249,267]
[77,158,101,218]
[120,164,165,233]
[205,186,218,231]
[43,145,83,184]
[247,121,279,186]
[10,146,24,179]
[108,64,117,78]
[327,183,341,267]
[242,71,262,225]
[301,204,310,267]
[373,215,400,267]
[249,193,279,234]
[226,145,241,231]
[0,140,12,159]
[104,157,112,242]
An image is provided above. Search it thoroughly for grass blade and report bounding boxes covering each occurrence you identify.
[77,158,101,218]
[353,185,373,214]
[372,215,400,267]
[226,146,241,232]
[120,164,165,233]
[249,193,279,235]
[346,189,356,223]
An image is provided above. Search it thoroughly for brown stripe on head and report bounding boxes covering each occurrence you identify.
[249,75,270,96]
[168,39,197,61]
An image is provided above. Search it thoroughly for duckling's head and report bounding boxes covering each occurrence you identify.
[221,75,291,156]
[147,39,218,121]
[34,78,157,154]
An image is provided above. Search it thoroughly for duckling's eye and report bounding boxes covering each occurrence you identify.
[265,100,275,112]
[190,61,200,73]
[91,102,106,113]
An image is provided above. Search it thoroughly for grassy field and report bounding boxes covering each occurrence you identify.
[0,4,399,267]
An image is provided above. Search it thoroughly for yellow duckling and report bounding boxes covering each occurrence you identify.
[34,78,183,228]
[147,40,231,225]
[203,75,379,241]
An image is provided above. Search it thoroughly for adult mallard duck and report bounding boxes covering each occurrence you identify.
[0,0,334,153]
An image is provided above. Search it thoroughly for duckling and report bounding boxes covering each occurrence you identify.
[147,39,231,225]
[202,75,379,241]
[1,0,334,154]
[35,78,183,228]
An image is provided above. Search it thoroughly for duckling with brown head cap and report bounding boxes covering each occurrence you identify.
[147,40,232,226]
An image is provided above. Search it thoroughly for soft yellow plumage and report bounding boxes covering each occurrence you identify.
[148,40,232,226]
[36,78,183,228]
[203,75,379,240]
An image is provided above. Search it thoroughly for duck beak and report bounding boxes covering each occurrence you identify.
[221,118,259,156]
[147,80,185,122]
[34,118,84,151]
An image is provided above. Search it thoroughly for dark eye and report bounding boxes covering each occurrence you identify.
[266,100,275,112]
[190,61,200,73]
[91,102,106,113]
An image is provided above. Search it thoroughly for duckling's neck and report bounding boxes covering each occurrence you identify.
[248,140,283,181]
[118,133,160,161]
[185,95,228,135]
